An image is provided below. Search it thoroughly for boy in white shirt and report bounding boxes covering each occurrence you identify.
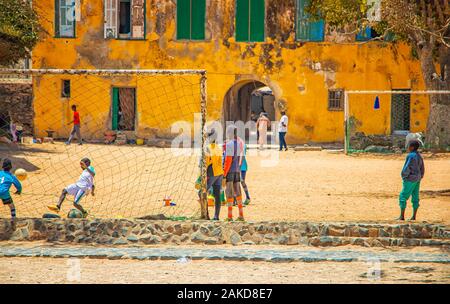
[278,111,288,151]
[48,158,95,218]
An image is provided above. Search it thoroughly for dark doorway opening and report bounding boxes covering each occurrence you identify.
[222,81,275,142]
[112,87,136,131]
[119,0,131,36]
[223,81,275,122]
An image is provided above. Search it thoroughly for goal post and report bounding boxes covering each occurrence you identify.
[0,68,210,219]
[344,90,450,155]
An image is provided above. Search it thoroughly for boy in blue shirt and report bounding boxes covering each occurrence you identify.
[0,159,22,223]
[240,143,251,206]
[398,140,425,221]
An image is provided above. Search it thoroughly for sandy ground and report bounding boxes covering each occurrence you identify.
[0,257,448,284]
[1,142,449,223]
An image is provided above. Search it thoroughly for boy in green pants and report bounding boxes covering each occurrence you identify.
[397,140,425,221]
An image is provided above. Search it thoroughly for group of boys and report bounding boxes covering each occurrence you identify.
[204,126,251,221]
[0,157,95,223]
[202,133,426,222]
[1,138,425,223]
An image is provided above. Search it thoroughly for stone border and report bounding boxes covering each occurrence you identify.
[1,218,448,247]
[0,246,449,264]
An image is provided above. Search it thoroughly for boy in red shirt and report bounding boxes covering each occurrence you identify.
[223,126,245,221]
[66,105,82,145]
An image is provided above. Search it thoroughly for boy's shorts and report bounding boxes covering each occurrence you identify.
[1,197,13,205]
[240,170,247,181]
[226,172,241,183]
[65,184,89,204]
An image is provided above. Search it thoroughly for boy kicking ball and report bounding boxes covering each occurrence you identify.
[48,158,95,218]
[397,140,425,221]
[0,159,22,224]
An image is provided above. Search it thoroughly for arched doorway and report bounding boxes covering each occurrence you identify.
[222,80,276,124]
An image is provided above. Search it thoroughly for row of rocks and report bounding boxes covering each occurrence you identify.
[349,132,406,151]
[0,218,448,247]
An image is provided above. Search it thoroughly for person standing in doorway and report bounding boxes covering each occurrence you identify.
[250,111,259,143]
[278,111,288,151]
[66,105,82,145]
[256,112,270,150]
[9,121,17,143]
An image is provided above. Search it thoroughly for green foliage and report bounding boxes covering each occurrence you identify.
[0,0,40,66]
[306,0,369,28]
[306,0,449,47]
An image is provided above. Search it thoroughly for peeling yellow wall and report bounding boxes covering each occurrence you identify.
[31,0,429,143]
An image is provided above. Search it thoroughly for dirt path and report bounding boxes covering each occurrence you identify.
[0,257,448,284]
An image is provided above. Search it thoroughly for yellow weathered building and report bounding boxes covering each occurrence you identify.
[31,0,429,144]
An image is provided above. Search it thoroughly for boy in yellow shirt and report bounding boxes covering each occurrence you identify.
[204,130,224,220]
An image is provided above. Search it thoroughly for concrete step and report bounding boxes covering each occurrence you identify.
[0,245,448,263]
[306,236,450,247]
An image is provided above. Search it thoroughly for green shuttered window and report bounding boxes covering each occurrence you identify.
[236,0,265,42]
[177,0,206,40]
[296,0,324,42]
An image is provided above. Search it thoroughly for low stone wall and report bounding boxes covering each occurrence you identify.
[1,218,448,248]
[349,132,406,152]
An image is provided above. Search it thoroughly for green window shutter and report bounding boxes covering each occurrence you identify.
[296,0,308,40]
[177,0,191,39]
[384,31,395,42]
[191,0,206,40]
[296,0,324,41]
[356,26,372,41]
[236,0,250,42]
[55,0,60,37]
[112,88,119,131]
[249,0,264,42]
[309,19,324,41]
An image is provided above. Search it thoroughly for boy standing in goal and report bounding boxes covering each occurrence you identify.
[223,126,245,222]
[204,129,224,220]
[48,158,95,218]
[240,143,251,206]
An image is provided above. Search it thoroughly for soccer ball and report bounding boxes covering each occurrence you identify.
[15,168,27,181]
[67,209,83,218]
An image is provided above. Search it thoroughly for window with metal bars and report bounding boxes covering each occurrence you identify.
[391,92,410,133]
[328,89,344,111]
